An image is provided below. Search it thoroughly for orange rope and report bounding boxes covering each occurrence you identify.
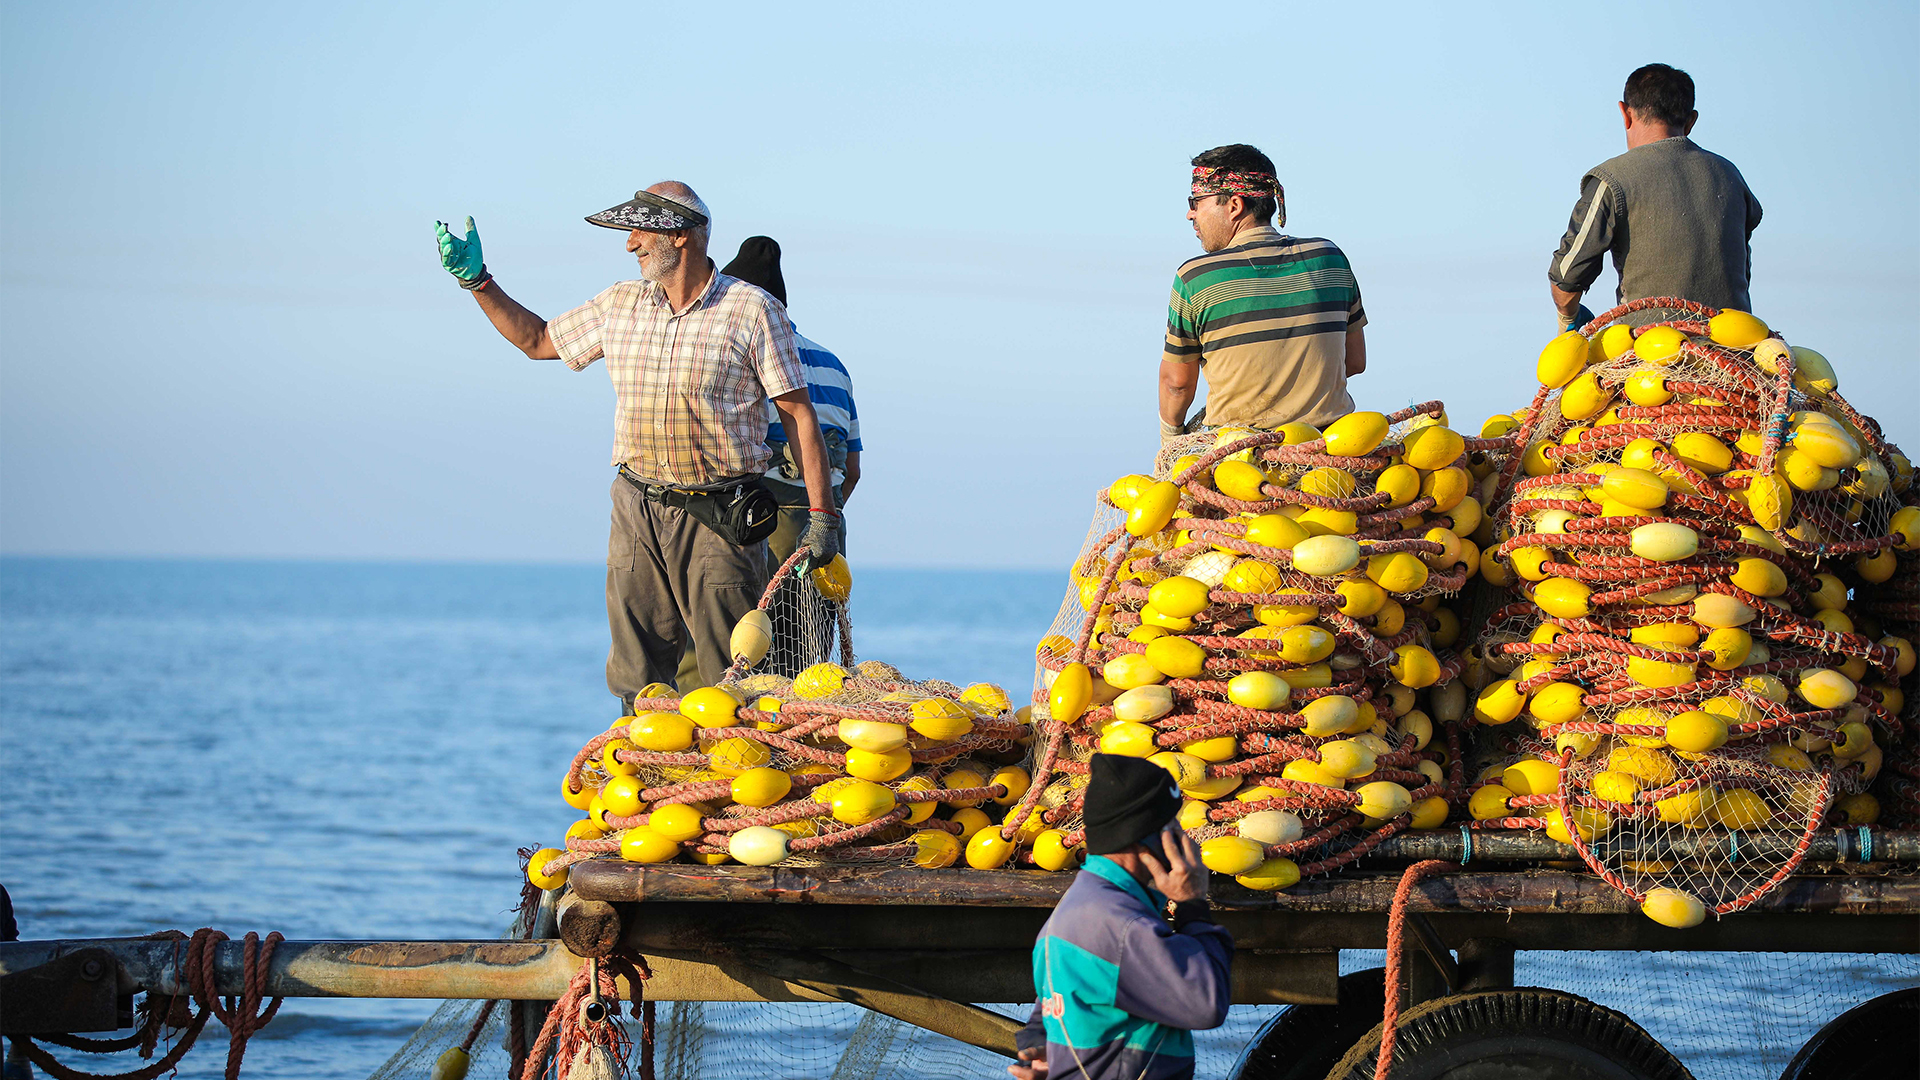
[1377,860,1451,1080]
[12,928,280,1080]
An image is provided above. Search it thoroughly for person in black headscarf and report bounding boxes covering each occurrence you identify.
[1011,755,1233,1080]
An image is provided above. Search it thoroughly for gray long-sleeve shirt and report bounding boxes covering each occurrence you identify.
[1549,136,1762,316]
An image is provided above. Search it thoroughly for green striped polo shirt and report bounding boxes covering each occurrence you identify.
[1163,227,1366,430]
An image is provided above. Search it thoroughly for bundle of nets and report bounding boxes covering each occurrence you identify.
[1013,401,1513,888]
[1459,297,1918,927]
[1868,519,1920,826]
[522,551,1040,886]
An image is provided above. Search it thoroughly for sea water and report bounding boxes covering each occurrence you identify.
[1,559,1908,1079]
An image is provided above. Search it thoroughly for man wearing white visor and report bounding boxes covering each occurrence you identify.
[434,182,839,704]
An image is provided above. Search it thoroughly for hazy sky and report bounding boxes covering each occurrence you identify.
[3,1,1915,570]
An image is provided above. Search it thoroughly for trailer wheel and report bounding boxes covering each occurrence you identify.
[1776,987,1918,1080]
[1325,988,1689,1080]
[1229,967,1384,1080]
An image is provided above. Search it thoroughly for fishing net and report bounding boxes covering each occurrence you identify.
[367,900,540,1080]
[362,296,1915,1079]
[1022,400,1494,884]
[368,955,1918,1080]
[365,998,510,1080]
[554,999,1280,1080]
[1007,295,1915,916]
[527,549,1040,880]
[1461,297,1917,922]
[1348,949,1920,1080]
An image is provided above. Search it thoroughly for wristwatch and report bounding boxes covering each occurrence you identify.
[1170,899,1212,928]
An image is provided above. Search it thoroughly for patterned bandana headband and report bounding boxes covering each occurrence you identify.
[1190,166,1286,227]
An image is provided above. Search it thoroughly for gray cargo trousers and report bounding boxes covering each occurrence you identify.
[605,475,768,709]
[673,480,844,690]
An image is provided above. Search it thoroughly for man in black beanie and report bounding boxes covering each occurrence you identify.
[675,235,866,684]
[1011,754,1232,1080]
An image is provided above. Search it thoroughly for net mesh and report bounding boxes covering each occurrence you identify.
[369,954,1919,1080]
[365,998,510,1080]
[1024,401,1482,882]
[364,296,1917,1078]
[532,547,1044,878]
[1464,297,1914,918]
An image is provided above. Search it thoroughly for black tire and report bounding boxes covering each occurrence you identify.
[1776,987,1919,1080]
[1325,988,1692,1080]
[1230,967,1386,1080]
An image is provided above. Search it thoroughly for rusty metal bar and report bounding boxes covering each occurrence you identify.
[0,939,1037,1005]
[0,939,580,1001]
[726,948,1025,1057]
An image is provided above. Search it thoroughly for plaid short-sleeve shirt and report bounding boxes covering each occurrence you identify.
[548,269,806,487]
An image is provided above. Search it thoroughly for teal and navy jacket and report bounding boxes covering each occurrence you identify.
[1017,856,1233,1080]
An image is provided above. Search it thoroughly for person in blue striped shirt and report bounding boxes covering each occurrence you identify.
[676,236,862,685]
[721,237,862,560]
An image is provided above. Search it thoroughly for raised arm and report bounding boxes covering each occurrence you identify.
[436,217,558,359]
[472,282,558,359]
[1111,912,1232,1032]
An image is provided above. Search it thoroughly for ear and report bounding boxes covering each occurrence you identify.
[1618,101,1633,129]
[1226,194,1248,221]
[1682,110,1699,135]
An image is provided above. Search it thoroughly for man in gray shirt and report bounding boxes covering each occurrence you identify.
[1550,64,1763,327]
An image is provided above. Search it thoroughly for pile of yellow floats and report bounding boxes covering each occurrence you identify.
[1025,401,1490,890]
[1461,299,1916,926]
[524,298,1916,934]
[526,621,1046,886]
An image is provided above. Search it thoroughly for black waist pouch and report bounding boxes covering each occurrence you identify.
[678,480,779,546]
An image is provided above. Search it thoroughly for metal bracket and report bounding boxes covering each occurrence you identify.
[724,947,1024,1058]
[0,947,132,1035]
[1405,913,1459,993]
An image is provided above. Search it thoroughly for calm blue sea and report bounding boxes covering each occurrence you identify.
[1,559,1909,1079]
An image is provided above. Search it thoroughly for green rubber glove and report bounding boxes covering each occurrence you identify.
[434,216,485,283]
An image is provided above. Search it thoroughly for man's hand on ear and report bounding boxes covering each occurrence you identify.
[1138,824,1209,903]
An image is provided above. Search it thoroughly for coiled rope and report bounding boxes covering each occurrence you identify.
[10,928,282,1080]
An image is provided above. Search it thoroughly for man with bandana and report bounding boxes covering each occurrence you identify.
[1159,145,1368,446]
[433,182,840,707]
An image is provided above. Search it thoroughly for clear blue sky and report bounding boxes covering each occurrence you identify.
[3,1,1914,569]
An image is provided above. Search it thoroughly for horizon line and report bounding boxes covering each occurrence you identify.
[0,552,1063,574]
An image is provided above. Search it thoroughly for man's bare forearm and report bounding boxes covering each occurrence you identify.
[1550,284,1586,323]
[1344,326,1367,377]
[1158,360,1198,428]
[839,451,861,504]
[473,281,558,359]
[773,393,836,514]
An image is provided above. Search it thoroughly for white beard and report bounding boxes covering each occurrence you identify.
[639,241,682,282]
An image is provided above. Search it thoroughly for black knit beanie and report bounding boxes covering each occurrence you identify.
[1083,754,1182,855]
[721,235,786,305]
